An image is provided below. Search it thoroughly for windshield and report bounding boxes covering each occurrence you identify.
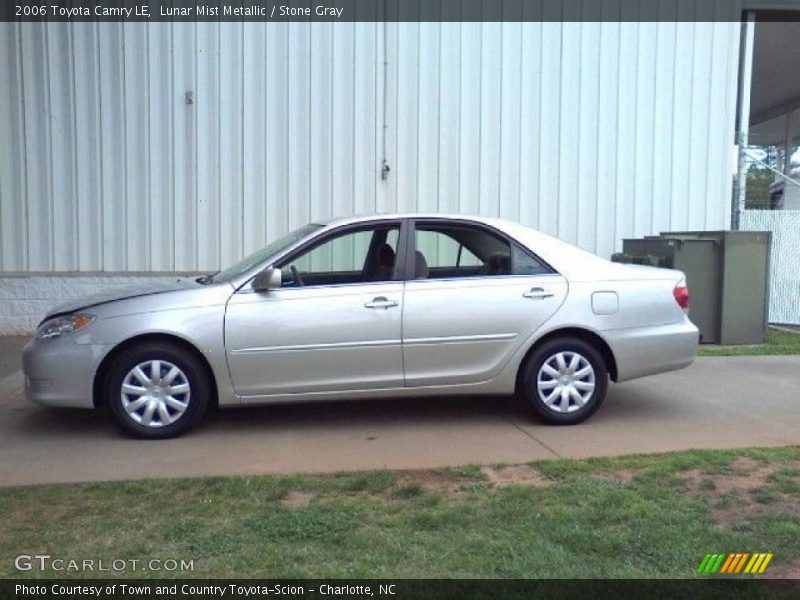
[210,223,324,283]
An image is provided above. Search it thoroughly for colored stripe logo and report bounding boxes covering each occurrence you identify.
[697,553,773,574]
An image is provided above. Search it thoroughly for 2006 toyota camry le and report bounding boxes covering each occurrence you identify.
[23,214,699,439]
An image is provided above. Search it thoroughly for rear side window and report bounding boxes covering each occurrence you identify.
[413,224,550,279]
[511,243,551,275]
[415,230,481,269]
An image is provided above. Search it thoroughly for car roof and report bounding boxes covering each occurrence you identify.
[315,211,560,246]
[315,213,507,228]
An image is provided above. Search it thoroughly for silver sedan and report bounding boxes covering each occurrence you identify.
[23,214,699,438]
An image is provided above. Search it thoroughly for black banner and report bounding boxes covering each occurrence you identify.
[3,579,800,600]
[1,0,761,23]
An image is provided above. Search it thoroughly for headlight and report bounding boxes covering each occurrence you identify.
[36,314,96,339]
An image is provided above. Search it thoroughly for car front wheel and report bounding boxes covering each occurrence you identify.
[520,337,608,425]
[105,342,210,439]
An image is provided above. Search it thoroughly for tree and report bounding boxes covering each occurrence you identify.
[745,167,774,209]
[744,145,779,210]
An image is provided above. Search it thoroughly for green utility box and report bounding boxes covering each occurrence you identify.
[612,231,771,345]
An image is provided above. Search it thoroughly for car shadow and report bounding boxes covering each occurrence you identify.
[9,394,529,439]
[600,384,690,420]
[202,394,529,432]
[11,405,118,437]
[11,383,679,440]
[198,385,681,437]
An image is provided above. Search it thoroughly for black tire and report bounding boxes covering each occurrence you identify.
[105,341,210,439]
[518,337,608,425]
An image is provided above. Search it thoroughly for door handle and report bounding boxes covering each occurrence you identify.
[522,287,554,300]
[364,296,399,309]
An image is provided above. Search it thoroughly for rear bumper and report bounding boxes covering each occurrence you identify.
[605,318,699,382]
[22,336,110,409]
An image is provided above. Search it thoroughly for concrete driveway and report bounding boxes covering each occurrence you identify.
[1,335,798,487]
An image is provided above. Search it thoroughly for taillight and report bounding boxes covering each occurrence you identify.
[673,284,690,310]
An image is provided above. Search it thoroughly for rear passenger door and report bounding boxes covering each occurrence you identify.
[401,220,568,387]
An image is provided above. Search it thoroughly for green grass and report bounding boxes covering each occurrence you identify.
[2,447,800,579]
[697,327,800,356]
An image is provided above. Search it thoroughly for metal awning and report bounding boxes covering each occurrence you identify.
[749,19,800,145]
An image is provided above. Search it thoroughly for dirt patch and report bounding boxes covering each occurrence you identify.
[726,457,766,475]
[480,465,552,488]
[677,457,799,526]
[771,557,800,579]
[593,468,640,485]
[684,465,768,496]
[281,491,315,509]
[387,465,551,501]
[392,470,483,501]
[614,469,639,483]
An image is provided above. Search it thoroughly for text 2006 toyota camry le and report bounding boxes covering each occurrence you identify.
[23,214,698,439]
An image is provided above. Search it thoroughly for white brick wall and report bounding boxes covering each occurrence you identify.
[0,273,201,335]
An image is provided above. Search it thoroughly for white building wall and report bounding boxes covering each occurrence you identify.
[0,19,742,277]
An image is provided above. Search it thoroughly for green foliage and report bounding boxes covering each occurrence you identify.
[698,327,800,356]
[745,166,776,209]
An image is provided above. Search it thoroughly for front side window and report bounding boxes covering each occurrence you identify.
[277,225,400,287]
[413,224,549,279]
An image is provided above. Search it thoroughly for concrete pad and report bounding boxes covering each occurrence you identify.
[0,346,799,487]
[511,356,800,458]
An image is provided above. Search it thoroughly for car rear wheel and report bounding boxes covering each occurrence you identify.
[519,337,608,425]
[105,342,210,439]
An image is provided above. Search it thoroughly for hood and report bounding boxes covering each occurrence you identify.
[44,277,202,319]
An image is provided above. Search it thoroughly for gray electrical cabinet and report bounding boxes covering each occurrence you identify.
[612,231,771,345]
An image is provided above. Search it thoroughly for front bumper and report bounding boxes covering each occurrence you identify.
[22,336,111,409]
[606,317,699,382]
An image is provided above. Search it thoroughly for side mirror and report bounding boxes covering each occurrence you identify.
[252,267,282,292]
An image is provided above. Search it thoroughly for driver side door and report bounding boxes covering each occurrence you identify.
[224,221,406,399]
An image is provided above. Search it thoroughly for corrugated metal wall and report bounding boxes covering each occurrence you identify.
[741,210,800,325]
[0,19,741,273]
